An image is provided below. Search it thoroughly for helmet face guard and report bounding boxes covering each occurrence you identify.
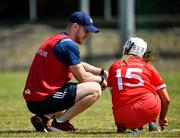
[123,37,147,57]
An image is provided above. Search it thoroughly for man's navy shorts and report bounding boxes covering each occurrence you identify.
[26,82,77,114]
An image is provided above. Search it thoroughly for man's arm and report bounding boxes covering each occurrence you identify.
[81,62,108,80]
[70,63,103,83]
[81,62,101,75]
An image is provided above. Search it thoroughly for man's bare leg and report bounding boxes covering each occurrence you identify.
[56,82,102,122]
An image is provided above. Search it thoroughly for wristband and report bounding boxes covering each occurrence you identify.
[100,68,105,76]
[99,76,104,85]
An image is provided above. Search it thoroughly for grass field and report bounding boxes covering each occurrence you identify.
[0,70,180,137]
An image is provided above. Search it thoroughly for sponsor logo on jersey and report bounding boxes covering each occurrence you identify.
[36,49,48,57]
[24,89,31,95]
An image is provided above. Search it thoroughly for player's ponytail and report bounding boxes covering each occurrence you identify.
[143,50,158,63]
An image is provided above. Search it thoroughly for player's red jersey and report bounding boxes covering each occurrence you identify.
[23,34,73,101]
[108,56,166,111]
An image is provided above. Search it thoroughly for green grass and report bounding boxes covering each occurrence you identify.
[0,70,180,137]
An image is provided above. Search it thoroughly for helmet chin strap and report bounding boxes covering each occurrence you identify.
[126,42,134,55]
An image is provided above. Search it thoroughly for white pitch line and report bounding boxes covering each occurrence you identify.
[170,129,180,132]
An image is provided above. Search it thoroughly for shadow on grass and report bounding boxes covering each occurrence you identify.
[0,130,119,135]
[0,129,135,136]
[73,130,134,135]
[0,130,33,134]
[74,131,116,135]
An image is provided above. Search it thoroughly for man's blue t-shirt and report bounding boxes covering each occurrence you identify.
[53,37,81,66]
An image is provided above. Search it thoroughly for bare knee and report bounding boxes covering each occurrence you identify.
[76,82,102,101]
[92,82,102,99]
[82,82,102,100]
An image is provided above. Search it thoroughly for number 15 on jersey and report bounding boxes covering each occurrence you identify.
[116,68,144,91]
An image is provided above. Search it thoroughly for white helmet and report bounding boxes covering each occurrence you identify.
[123,37,147,57]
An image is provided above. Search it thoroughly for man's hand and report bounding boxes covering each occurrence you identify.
[100,68,108,80]
[103,70,109,80]
[101,79,107,91]
[99,68,108,90]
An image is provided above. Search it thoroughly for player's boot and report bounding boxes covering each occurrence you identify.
[138,126,143,130]
[117,124,126,133]
[31,115,51,132]
[130,129,140,134]
[50,119,76,132]
[148,122,160,131]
